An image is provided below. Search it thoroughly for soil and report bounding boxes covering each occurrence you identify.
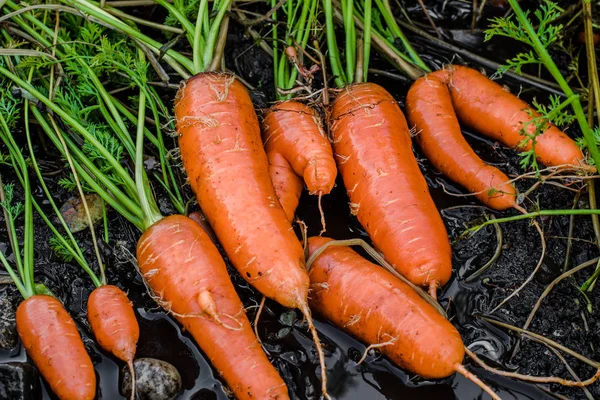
[1,0,600,399]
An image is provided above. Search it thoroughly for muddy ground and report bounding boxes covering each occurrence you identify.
[1,0,600,399]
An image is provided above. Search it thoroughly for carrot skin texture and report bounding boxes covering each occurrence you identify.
[330,83,452,287]
[137,215,289,400]
[406,74,517,210]
[88,285,139,363]
[437,66,586,168]
[266,151,303,221]
[307,237,464,379]
[262,101,337,196]
[16,295,96,400]
[175,72,308,309]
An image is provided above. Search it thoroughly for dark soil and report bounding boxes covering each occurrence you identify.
[1,1,600,399]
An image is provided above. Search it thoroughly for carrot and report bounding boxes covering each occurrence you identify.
[405,72,517,210]
[137,215,289,400]
[262,100,337,221]
[176,72,329,398]
[329,83,452,295]
[87,285,139,364]
[307,237,500,400]
[265,149,304,221]
[428,65,587,169]
[17,295,97,400]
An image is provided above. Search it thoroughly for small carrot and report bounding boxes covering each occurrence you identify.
[87,285,139,364]
[262,101,337,223]
[307,237,500,400]
[17,295,97,400]
[405,72,517,210]
[330,83,452,296]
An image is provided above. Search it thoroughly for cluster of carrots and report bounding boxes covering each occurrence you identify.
[0,0,599,399]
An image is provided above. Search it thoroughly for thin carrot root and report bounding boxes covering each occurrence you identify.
[197,290,244,331]
[318,192,326,236]
[357,334,397,365]
[254,296,269,355]
[465,347,600,387]
[454,363,501,400]
[127,360,136,400]
[301,304,330,400]
[428,281,438,300]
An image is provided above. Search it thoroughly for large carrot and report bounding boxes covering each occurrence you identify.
[324,0,451,297]
[307,237,503,399]
[330,83,452,295]
[405,65,588,210]
[262,100,337,222]
[176,73,329,397]
[405,72,517,210]
[137,215,289,400]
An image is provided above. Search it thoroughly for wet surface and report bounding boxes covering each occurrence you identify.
[2,0,600,399]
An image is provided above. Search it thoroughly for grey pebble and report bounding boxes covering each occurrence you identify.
[121,358,182,400]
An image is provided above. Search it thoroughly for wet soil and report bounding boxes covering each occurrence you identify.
[1,1,600,399]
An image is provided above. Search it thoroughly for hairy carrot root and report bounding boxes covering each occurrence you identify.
[330,83,452,289]
[88,285,139,363]
[137,215,289,400]
[17,295,96,400]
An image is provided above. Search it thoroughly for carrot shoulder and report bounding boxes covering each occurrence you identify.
[440,65,586,168]
[330,83,452,289]
[307,236,464,379]
[406,73,517,210]
[17,295,96,400]
[175,73,308,310]
[137,215,289,400]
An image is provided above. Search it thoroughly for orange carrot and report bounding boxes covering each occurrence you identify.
[87,285,139,364]
[265,150,303,221]
[137,215,289,400]
[406,73,517,210]
[307,237,499,400]
[17,295,96,400]
[330,83,452,296]
[433,66,587,168]
[176,73,329,397]
[262,101,337,219]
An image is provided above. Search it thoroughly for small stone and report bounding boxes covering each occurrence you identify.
[0,287,17,350]
[534,258,562,285]
[0,362,40,400]
[59,193,103,234]
[121,358,182,400]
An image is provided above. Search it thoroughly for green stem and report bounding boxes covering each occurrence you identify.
[507,0,600,168]
[362,0,372,82]
[469,208,600,234]
[135,53,163,230]
[324,0,346,87]
[193,0,209,72]
[203,0,232,71]
[0,65,139,199]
